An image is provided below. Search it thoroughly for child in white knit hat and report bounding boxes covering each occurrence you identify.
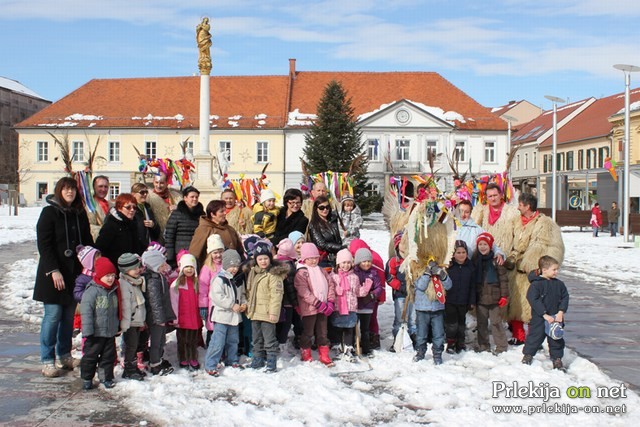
[199,234,225,346]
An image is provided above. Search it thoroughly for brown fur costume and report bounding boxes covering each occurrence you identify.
[147,189,182,238]
[86,199,112,241]
[507,213,564,322]
[225,205,254,235]
[471,202,519,256]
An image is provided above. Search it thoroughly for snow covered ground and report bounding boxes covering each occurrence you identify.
[1,209,639,425]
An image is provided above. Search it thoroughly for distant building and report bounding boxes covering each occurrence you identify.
[0,77,50,185]
[491,100,542,127]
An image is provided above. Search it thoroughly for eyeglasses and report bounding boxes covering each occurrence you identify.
[138,190,148,195]
[317,205,330,211]
[123,204,136,210]
[287,200,302,206]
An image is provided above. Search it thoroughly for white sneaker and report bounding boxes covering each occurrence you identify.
[42,363,60,378]
[343,346,356,363]
[55,356,79,370]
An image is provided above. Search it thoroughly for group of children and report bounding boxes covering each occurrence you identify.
[74,219,569,389]
[386,229,569,370]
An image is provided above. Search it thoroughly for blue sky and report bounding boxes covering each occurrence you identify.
[2,0,640,110]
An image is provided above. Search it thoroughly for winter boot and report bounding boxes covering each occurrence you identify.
[318,345,334,367]
[265,355,278,373]
[413,346,426,362]
[250,356,266,369]
[122,363,144,381]
[55,356,79,370]
[82,380,93,390]
[42,363,60,378]
[410,333,417,350]
[300,347,313,362]
[433,353,443,365]
[370,333,381,350]
[552,358,566,372]
[343,346,356,363]
[446,339,456,355]
[522,354,533,365]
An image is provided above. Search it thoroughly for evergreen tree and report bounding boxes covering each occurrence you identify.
[303,80,371,209]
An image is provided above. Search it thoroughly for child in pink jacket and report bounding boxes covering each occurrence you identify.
[198,235,224,346]
[294,243,336,366]
[330,249,372,362]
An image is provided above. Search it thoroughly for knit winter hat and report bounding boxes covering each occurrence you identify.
[341,195,355,204]
[76,245,100,271]
[476,232,494,250]
[545,321,565,340]
[276,238,297,260]
[336,248,353,265]
[354,248,373,265]
[147,241,167,255]
[253,241,273,260]
[222,249,242,270]
[393,231,404,249]
[118,252,141,273]
[94,257,116,281]
[299,242,320,262]
[288,231,305,245]
[207,234,225,254]
[260,188,276,202]
[142,249,167,273]
[178,253,197,272]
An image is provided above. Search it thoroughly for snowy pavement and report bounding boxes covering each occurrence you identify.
[1,208,639,425]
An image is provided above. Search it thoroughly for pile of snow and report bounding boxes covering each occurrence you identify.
[0,206,41,245]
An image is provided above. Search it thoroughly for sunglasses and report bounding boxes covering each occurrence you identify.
[123,204,136,210]
[138,190,149,195]
[317,205,330,211]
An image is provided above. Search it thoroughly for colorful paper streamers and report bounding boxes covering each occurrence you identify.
[221,173,273,208]
[304,171,355,202]
[138,157,195,189]
[75,170,97,213]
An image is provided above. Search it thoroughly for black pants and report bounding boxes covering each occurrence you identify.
[276,307,294,344]
[357,313,372,355]
[148,324,167,366]
[301,314,329,349]
[523,317,565,359]
[122,327,142,368]
[177,328,199,363]
[81,336,116,381]
[337,327,355,348]
[444,303,468,348]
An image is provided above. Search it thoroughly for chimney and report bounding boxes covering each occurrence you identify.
[289,58,296,79]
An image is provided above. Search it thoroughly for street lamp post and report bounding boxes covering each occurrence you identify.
[613,64,640,242]
[503,114,517,175]
[545,95,566,222]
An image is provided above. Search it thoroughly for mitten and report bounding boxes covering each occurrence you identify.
[498,297,508,308]
[364,278,373,288]
[315,300,328,313]
[199,308,208,320]
[323,301,335,317]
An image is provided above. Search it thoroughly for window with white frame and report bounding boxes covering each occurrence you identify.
[365,182,380,197]
[256,141,269,163]
[185,140,194,157]
[72,140,84,162]
[425,139,437,160]
[219,141,232,162]
[524,153,529,170]
[516,154,520,170]
[145,140,157,158]
[108,141,120,162]
[109,183,120,200]
[367,138,380,161]
[484,140,495,163]
[37,182,48,200]
[533,152,537,169]
[454,140,466,162]
[37,141,48,162]
[395,139,410,161]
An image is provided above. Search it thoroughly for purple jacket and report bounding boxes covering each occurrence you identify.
[354,266,383,311]
[74,273,92,303]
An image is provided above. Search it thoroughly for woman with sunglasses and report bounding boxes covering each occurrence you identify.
[131,183,161,252]
[307,195,343,268]
[95,193,140,266]
[273,188,309,246]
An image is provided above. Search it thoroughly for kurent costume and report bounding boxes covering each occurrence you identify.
[147,188,182,238]
[225,204,254,236]
[471,201,519,258]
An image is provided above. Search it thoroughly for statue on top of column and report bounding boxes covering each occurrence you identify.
[196,17,212,75]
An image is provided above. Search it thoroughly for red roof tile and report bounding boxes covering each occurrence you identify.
[538,89,640,147]
[16,76,290,129]
[289,71,506,130]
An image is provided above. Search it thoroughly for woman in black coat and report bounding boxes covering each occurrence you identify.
[164,186,204,268]
[307,195,343,267]
[95,193,140,266]
[131,182,161,251]
[273,188,309,246]
[34,177,93,377]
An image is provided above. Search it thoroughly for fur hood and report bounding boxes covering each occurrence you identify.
[242,258,290,278]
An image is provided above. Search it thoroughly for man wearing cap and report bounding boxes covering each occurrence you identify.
[147,172,183,236]
[505,193,564,345]
[252,188,279,243]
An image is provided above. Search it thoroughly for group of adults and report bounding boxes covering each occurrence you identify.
[33,173,347,374]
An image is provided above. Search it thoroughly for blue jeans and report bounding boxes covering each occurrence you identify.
[610,222,617,237]
[40,303,76,363]
[415,310,445,354]
[204,323,239,370]
[392,297,416,337]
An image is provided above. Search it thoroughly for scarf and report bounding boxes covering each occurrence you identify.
[154,189,171,205]
[337,270,351,315]
[306,265,328,303]
[488,203,504,226]
[480,252,498,284]
[122,273,146,305]
[521,210,539,227]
